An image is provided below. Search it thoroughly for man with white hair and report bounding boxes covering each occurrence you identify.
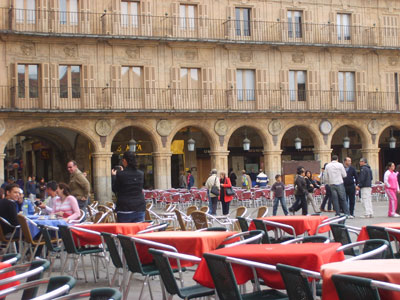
[206,169,220,215]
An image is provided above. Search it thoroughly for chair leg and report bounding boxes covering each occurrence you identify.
[80,255,88,283]
[61,253,70,275]
[89,255,97,283]
[123,273,133,300]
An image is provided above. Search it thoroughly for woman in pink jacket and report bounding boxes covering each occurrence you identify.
[384,162,400,217]
[219,172,233,215]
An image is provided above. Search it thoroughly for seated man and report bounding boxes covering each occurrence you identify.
[39,181,59,215]
[14,188,35,215]
[0,184,20,235]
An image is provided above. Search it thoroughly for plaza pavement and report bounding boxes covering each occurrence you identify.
[6,199,396,299]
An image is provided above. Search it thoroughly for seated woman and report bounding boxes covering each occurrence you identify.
[40,182,81,222]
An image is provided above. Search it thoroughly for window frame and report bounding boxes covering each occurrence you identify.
[121,0,139,28]
[235,7,251,36]
[179,4,197,30]
[236,69,255,101]
[59,65,81,99]
[59,0,79,26]
[287,10,303,38]
[289,70,307,101]
[15,0,36,24]
[338,71,355,102]
[17,64,39,99]
[337,13,351,41]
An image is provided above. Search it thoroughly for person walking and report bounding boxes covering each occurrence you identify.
[324,155,349,216]
[289,167,308,215]
[256,169,269,187]
[186,170,194,190]
[357,157,373,218]
[320,164,333,212]
[229,168,237,187]
[396,164,400,215]
[304,170,320,213]
[112,151,146,223]
[206,169,220,215]
[241,170,252,190]
[384,162,400,217]
[26,176,37,202]
[178,171,187,188]
[67,160,90,211]
[219,172,233,215]
[343,157,358,218]
[271,174,288,216]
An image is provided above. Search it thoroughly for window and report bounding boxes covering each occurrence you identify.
[122,66,143,88]
[289,71,306,101]
[59,65,81,98]
[236,69,255,101]
[180,4,196,29]
[121,1,139,27]
[338,71,355,101]
[235,8,251,36]
[60,0,78,25]
[337,13,351,40]
[180,68,199,89]
[15,0,36,24]
[17,64,39,98]
[288,11,302,38]
[396,73,399,105]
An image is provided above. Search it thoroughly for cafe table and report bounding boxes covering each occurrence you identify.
[321,259,400,300]
[357,223,400,241]
[72,222,151,246]
[194,243,345,289]
[248,215,329,236]
[27,215,68,238]
[132,231,238,266]
[0,262,19,291]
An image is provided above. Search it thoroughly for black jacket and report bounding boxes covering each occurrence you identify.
[305,177,319,193]
[343,166,358,187]
[294,175,307,196]
[0,198,18,235]
[358,165,373,188]
[112,167,145,212]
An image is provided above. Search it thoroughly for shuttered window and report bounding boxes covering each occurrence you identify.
[16,0,36,24]
[337,13,351,40]
[289,70,306,101]
[59,0,78,25]
[288,11,302,38]
[180,68,200,89]
[17,64,39,98]
[59,65,81,98]
[121,1,139,27]
[180,4,196,29]
[237,69,255,101]
[235,8,251,36]
[338,71,355,101]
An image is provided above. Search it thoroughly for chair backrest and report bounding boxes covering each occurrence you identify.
[145,209,152,222]
[39,226,58,253]
[117,235,144,274]
[362,239,394,259]
[93,211,105,223]
[199,206,209,213]
[331,274,380,300]
[276,263,314,300]
[366,226,391,242]
[148,248,180,297]
[58,226,78,254]
[302,235,330,243]
[257,206,268,218]
[22,259,51,299]
[45,275,77,296]
[204,227,228,232]
[0,218,10,243]
[330,224,355,256]
[191,211,208,230]
[77,210,86,223]
[17,214,35,244]
[89,288,122,300]
[252,219,271,244]
[186,205,198,216]
[235,206,247,218]
[174,210,186,231]
[236,217,249,232]
[101,232,123,269]
[203,253,242,300]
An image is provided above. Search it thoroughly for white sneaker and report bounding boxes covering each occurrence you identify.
[394,213,400,217]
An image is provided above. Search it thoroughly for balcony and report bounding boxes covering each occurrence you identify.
[0,86,399,113]
[1,8,400,48]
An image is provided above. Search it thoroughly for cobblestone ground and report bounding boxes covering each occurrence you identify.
[6,199,395,299]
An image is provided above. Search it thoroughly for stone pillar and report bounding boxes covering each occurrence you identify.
[210,151,229,174]
[153,152,172,189]
[92,152,113,204]
[361,148,381,182]
[313,149,333,168]
[0,153,5,186]
[263,150,282,184]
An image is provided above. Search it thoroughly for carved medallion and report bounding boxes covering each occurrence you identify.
[319,120,332,135]
[126,47,140,59]
[214,120,228,136]
[64,46,77,58]
[239,51,253,62]
[156,120,172,137]
[95,120,112,137]
[388,56,398,66]
[268,120,282,135]
[0,120,5,136]
[342,55,353,64]
[292,52,304,63]
[367,120,380,135]
[184,50,197,61]
[20,43,35,56]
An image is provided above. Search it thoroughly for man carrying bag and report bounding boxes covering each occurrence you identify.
[206,169,220,215]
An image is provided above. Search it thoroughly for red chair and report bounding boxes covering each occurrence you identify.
[240,191,252,207]
[285,188,295,206]
[262,189,273,206]
[253,190,264,207]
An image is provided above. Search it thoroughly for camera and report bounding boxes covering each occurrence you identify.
[113,165,122,171]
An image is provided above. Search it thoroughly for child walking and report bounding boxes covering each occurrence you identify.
[271,174,288,216]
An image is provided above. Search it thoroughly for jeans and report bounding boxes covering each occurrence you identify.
[345,185,356,216]
[320,185,332,210]
[273,197,288,216]
[117,211,145,223]
[209,197,218,215]
[290,194,307,215]
[330,184,349,215]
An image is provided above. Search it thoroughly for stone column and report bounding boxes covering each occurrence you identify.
[153,152,172,189]
[92,152,113,204]
[361,148,381,182]
[210,151,229,174]
[313,149,333,168]
[0,153,5,186]
[263,150,282,184]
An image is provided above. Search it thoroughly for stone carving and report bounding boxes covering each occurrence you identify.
[292,52,304,63]
[20,43,35,56]
[173,49,198,61]
[342,55,353,64]
[185,50,197,61]
[268,120,282,135]
[126,47,140,59]
[0,120,5,136]
[156,120,172,137]
[367,119,380,135]
[319,120,332,135]
[95,120,112,137]
[239,51,253,62]
[64,46,77,58]
[214,120,228,136]
[388,56,398,66]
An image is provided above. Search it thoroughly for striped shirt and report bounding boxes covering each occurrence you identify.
[52,195,81,221]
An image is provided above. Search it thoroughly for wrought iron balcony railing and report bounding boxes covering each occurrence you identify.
[0,86,399,113]
[1,8,400,48]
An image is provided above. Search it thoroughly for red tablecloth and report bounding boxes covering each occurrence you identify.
[0,262,18,291]
[194,243,345,289]
[357,223,400,241]
[321,259,400,300]
[72,223,150,246]
[132,231,237,267]
[249,215,329,236]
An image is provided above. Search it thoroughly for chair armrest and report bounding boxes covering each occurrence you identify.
[137,223,168,234]
[280,237,305,245]
[224,233,264,248]
[70,226,101,236]
[151,249,201,263]
[345,244,388,261]
[31,285,71,300]
[0,277,51,298]
[131,237,178,253]
[262,220,296,237]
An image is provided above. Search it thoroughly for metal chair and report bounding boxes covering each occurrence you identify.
[17,214,45,261]
[281,235,330,244]
[236,216,249,232]
[337,239,393,260]
[315,215,347,235]
[0,217,20,253]
[218,230,265,248]
[100,232,124,288]
[38,225,63,275]
[53,287,122,300]
[330,224,361,255]
[253,219,295,243]
[366,225,400,257]
[190,211,211,230]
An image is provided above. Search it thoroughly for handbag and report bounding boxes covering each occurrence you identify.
[226,187,235,196]
[210,177,220,196]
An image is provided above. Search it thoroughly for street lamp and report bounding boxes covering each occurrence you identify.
[343,127,350,149]
[294,127,302,150]
[390,127,396,149]
[243,128,250,151]
[128,138,137,152]
[187,138,195,152]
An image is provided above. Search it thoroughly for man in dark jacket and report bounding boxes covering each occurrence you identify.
[289,167,308,215]
[0,184,19,235]
[357,157,373,218]
[343,157,358,218]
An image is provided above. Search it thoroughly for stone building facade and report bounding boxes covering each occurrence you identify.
[0,0,399,202]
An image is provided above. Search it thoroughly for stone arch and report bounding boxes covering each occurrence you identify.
[224,122,270,151]
[278,121,323,150]
[328,121,370,149]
